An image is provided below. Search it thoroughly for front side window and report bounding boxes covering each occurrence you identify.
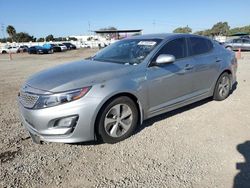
[93,39,162,64]
[189,37,212,56]
[154,38,187,60]
[233,39,242,43]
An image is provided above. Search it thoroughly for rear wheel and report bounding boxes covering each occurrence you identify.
[213,72,231,101]
[2,51,7,54]
[96,96,138,143]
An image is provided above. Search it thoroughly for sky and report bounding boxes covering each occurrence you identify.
[0,0,249,38]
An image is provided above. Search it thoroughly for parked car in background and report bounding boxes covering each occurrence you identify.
[18,34,237,144]
[17,45,29,53]
[0,46,19,54]
[28,46,53,54]
[63,42,76,50]
[57,43,67,51]
[42,43,59,52]
[80,42,91,48]
[240,35,250,39]
[224,38,250,51]
[50,44,62,52]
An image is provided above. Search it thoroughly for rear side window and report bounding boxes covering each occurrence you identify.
[156,38,187,60]
[189,37,213,56]
[243,39,250,44]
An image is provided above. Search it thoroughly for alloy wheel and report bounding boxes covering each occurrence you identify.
[104,103,133,138]
[218,75,230,98]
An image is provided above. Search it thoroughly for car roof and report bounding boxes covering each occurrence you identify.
[33,46,43,48]
[129,33,210,40]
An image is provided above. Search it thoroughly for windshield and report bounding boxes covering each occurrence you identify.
[93,39,162,64]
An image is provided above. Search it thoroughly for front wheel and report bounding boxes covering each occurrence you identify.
[96,96,138,144]
[213,73,231,101]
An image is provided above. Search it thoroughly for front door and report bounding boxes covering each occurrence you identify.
[146,37,195,115]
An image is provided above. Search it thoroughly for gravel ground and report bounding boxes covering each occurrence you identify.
[0,49,249,188]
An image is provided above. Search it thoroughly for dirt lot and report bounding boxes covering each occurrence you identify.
[0,49,250,188]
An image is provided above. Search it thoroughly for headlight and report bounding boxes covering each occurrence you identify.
[34,87,91,109]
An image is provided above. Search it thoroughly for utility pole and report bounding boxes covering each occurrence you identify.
[88,21,91,35]
[1,23,5,39]
[153,20,156,33]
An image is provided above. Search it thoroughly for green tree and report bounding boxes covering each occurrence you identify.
[68,37,77,41]
[194,31,203,35]
[6,25,16,41]
[173,26,192,33]
[228,25,250,35]
[37,38,45,42]
[194,29,211,36]
[210,22,230,36]
[45,34,54,42]
[13,32,34,42]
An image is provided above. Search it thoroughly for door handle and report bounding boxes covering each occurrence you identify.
[215,58,222,62]
[177,64,193,75]
[184,64,194,70]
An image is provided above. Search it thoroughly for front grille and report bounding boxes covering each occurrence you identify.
[19,91,39,108]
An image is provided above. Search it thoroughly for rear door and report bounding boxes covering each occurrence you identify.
[232,39,243,50]
[187,37,218,95]
[242,39,250,50]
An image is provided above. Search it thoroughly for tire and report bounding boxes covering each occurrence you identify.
[2,51,7,54]
[96,96,138,144]
[213,72,231,101]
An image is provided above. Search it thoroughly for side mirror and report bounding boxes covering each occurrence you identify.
[155,54,175,65]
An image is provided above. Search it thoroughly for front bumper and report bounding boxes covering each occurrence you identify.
[18,96,101,143]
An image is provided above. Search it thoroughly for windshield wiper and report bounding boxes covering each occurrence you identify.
[93,58,126,64]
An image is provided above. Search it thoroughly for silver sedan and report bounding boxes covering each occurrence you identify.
[18,34,237,144]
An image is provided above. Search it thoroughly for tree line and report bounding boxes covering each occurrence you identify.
[0,25,77,43]
[173,22,249,36]
[1,22,249,43]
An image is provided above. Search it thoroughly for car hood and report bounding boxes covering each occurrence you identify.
[26,60,136,93]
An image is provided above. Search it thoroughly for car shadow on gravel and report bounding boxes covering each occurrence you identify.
[233,141,250,188]
[139,82,238,132]
[137,82,238,133]
[70,140,103,146]
[230,81,238,95]
[137,97,213,133]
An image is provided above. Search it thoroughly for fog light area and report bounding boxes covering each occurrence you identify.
[53,116,78,128]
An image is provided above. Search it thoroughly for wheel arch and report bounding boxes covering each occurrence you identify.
[213,69,233,96]
[225,45,233,49]
[93,92,144,139]
[222,69,233,87]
